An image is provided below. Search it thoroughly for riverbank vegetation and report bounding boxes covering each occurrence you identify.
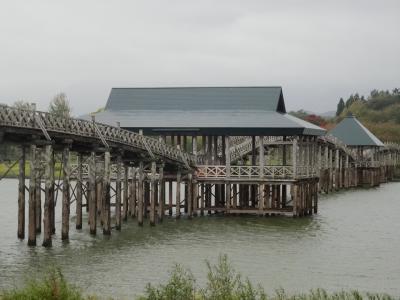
[1,256,397,300]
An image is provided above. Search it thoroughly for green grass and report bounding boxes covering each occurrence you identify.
[1,256,398,300]
[0,268,86,300]
[0,162,63,179]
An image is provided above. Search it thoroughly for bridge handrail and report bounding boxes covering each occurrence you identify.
[0,106,196,167]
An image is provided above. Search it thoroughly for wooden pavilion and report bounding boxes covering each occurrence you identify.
[329,113,384,187]
[92,87,326,217]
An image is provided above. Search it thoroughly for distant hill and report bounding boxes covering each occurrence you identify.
[290,88,400,143]
[319,110,336,118]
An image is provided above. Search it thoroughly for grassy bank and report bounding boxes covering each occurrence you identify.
[1,256,397,300]
[0,162,63,179]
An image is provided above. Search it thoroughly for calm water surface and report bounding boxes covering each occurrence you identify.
[0,179,400,298]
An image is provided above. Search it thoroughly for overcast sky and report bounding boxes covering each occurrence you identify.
[0,0,399,115]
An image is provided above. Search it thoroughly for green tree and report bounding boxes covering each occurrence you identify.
[49,93,71,118]
[336,98,345,116]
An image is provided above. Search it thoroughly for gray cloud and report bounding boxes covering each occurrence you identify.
[0,0,399,115]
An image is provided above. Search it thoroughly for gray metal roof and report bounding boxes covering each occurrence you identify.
[85,87,326,136]
[106,87,286,112]
[329,114,384,147]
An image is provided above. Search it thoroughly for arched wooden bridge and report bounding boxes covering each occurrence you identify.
[0,105,399,247]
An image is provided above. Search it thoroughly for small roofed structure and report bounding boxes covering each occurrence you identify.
[329,113,384,147]
[329,113,384,186]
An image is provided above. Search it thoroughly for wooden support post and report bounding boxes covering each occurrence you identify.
[150,161,156,226]
[193,181,198,216]
[168,181,173,216]
[200,183,205,216]
[176,170,181,218]
[188,173,193,218]
[292,184,298,217]
[123,164,129,221]
[103,151,111,235]
[61,146,70,240]
[184,182,189,213]
[28,145,37,246]
[115,155,122,230]
[226,183,231,213]
[258,184,264,214]
[137,162,144,226]
[158,166,164,222]
[18,146,26,239]
[282,185,287,208]
[76,153,83,229]
[232,184,237,209]
[42,144,53,247]
[89,151,96,235]
[293,138,297,180]
[130,167,137,217]
[265,184,270,209]
[314,181,318,214]
[35,148,42,234]
[144,182,149,218]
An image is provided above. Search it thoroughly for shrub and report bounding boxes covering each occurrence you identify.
[1,268,84,300]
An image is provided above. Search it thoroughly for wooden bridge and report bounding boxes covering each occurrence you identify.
[1,96,399,247]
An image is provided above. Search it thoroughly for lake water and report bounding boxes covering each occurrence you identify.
[0,178,400,298]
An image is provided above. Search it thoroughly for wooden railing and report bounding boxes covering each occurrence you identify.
[0,106,196,167]
[196,165,317,180]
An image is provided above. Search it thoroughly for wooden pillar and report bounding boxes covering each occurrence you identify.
[115,155,122,230]
[200,183,205,215]
[137,162,144,226]
[226,183,231,213]
[88,151,97,235]
[188,173,193,218]
[232,184,237,209]
[293,138,298,180]
[282,185,287,208]
[213,135,218,164]
[76,153,83,230]
[130,167,137,218]
[176,170,181,218]
[103,151,111,235]
[18,146,26,239]
[35,148,42,234]
[158,166,165,222]
[313,181,318,214]
[150,161,156,226]
[144,182,149,218]
[258,184,264,214]
[123,164,129,221]
[61,146,70,240]
[292,184,298,217]
[168,180,173,216]
[265,184,270,209]
[28,145,37,246]
[42,144,53,247]
[193,181,198,216]
[259,135,264,178]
